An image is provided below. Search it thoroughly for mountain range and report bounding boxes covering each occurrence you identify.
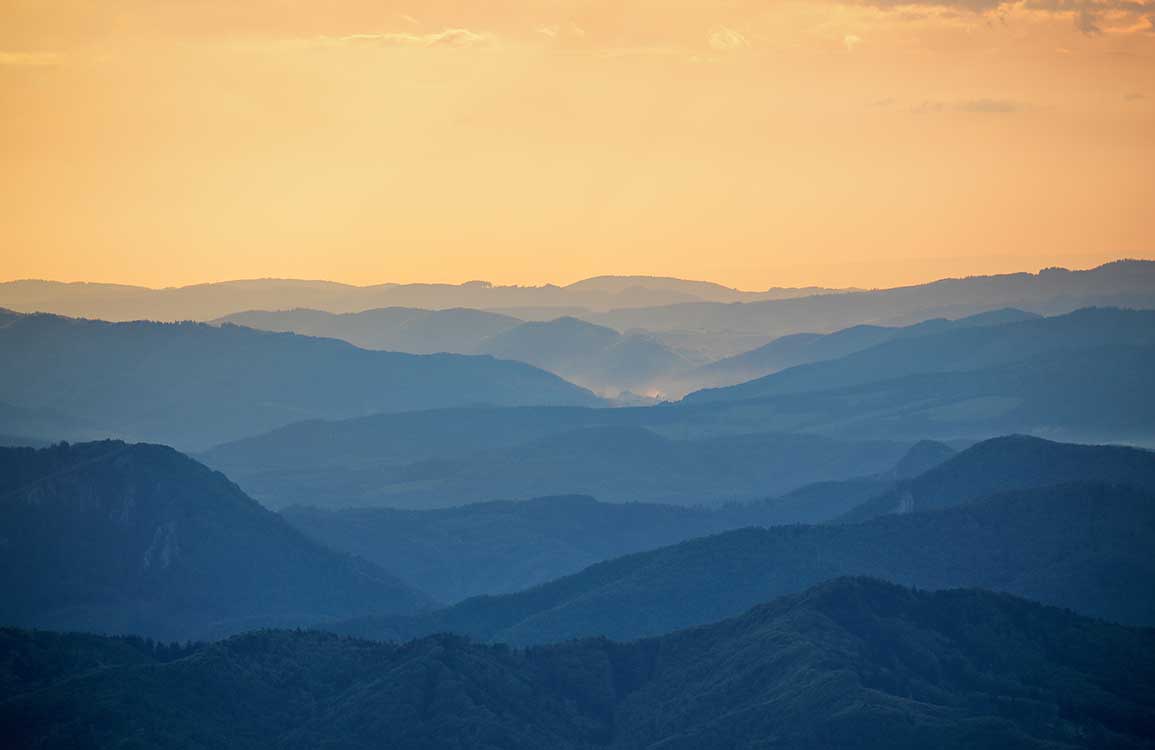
[2,259,1153,749]
[281,431,1149,610]
[588,260,1155,340]
[200,308,1155,509]
[0,275,843,322]
[13,433,1147,644]
[6,262,1153,366]
[3,578,1152,749]
[335,480,1155,645]
[278,441,957,602]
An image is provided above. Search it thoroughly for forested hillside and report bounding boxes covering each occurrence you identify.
[3,579,1152,749]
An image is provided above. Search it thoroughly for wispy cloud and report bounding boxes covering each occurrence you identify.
[1076,5,1103,34]
[707,27,750,52]
[911,98,1026,113]
[956,98,1024,113]
[860,0,1005,12]
[329,29,497,49]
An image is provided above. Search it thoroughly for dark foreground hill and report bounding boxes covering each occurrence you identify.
[334,482,1155,644]
[0,441,430,640]
[3,578,1153,750]
[0,310,600,449]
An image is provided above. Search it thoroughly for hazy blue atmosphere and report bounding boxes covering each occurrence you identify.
[2,258,1155,748]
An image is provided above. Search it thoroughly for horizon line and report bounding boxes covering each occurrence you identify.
[2,258,1150,296]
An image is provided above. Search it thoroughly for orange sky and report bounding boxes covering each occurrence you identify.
[1,1,1153,290]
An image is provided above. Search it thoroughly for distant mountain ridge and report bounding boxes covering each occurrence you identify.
[201,308,1155,507]
[0,275,845,322]
[4,262,1151,362]
[0,310,600,448]
[590,260,1155,339]
[4,578,1152,749]
[0,441,431,641]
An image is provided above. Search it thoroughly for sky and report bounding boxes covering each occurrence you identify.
[1,1,1153,291]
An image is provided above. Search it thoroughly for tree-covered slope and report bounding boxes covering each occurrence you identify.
[3,578,1153,749]
[0,441,431,640]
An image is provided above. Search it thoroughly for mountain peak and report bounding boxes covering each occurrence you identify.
[0,440,431,640]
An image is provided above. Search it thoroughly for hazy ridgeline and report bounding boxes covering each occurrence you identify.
[2,263,1155,749]
[5,260,1155,396]
[199,306,1155,510]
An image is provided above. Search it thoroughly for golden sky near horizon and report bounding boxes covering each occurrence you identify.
[1,1,1153,290]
